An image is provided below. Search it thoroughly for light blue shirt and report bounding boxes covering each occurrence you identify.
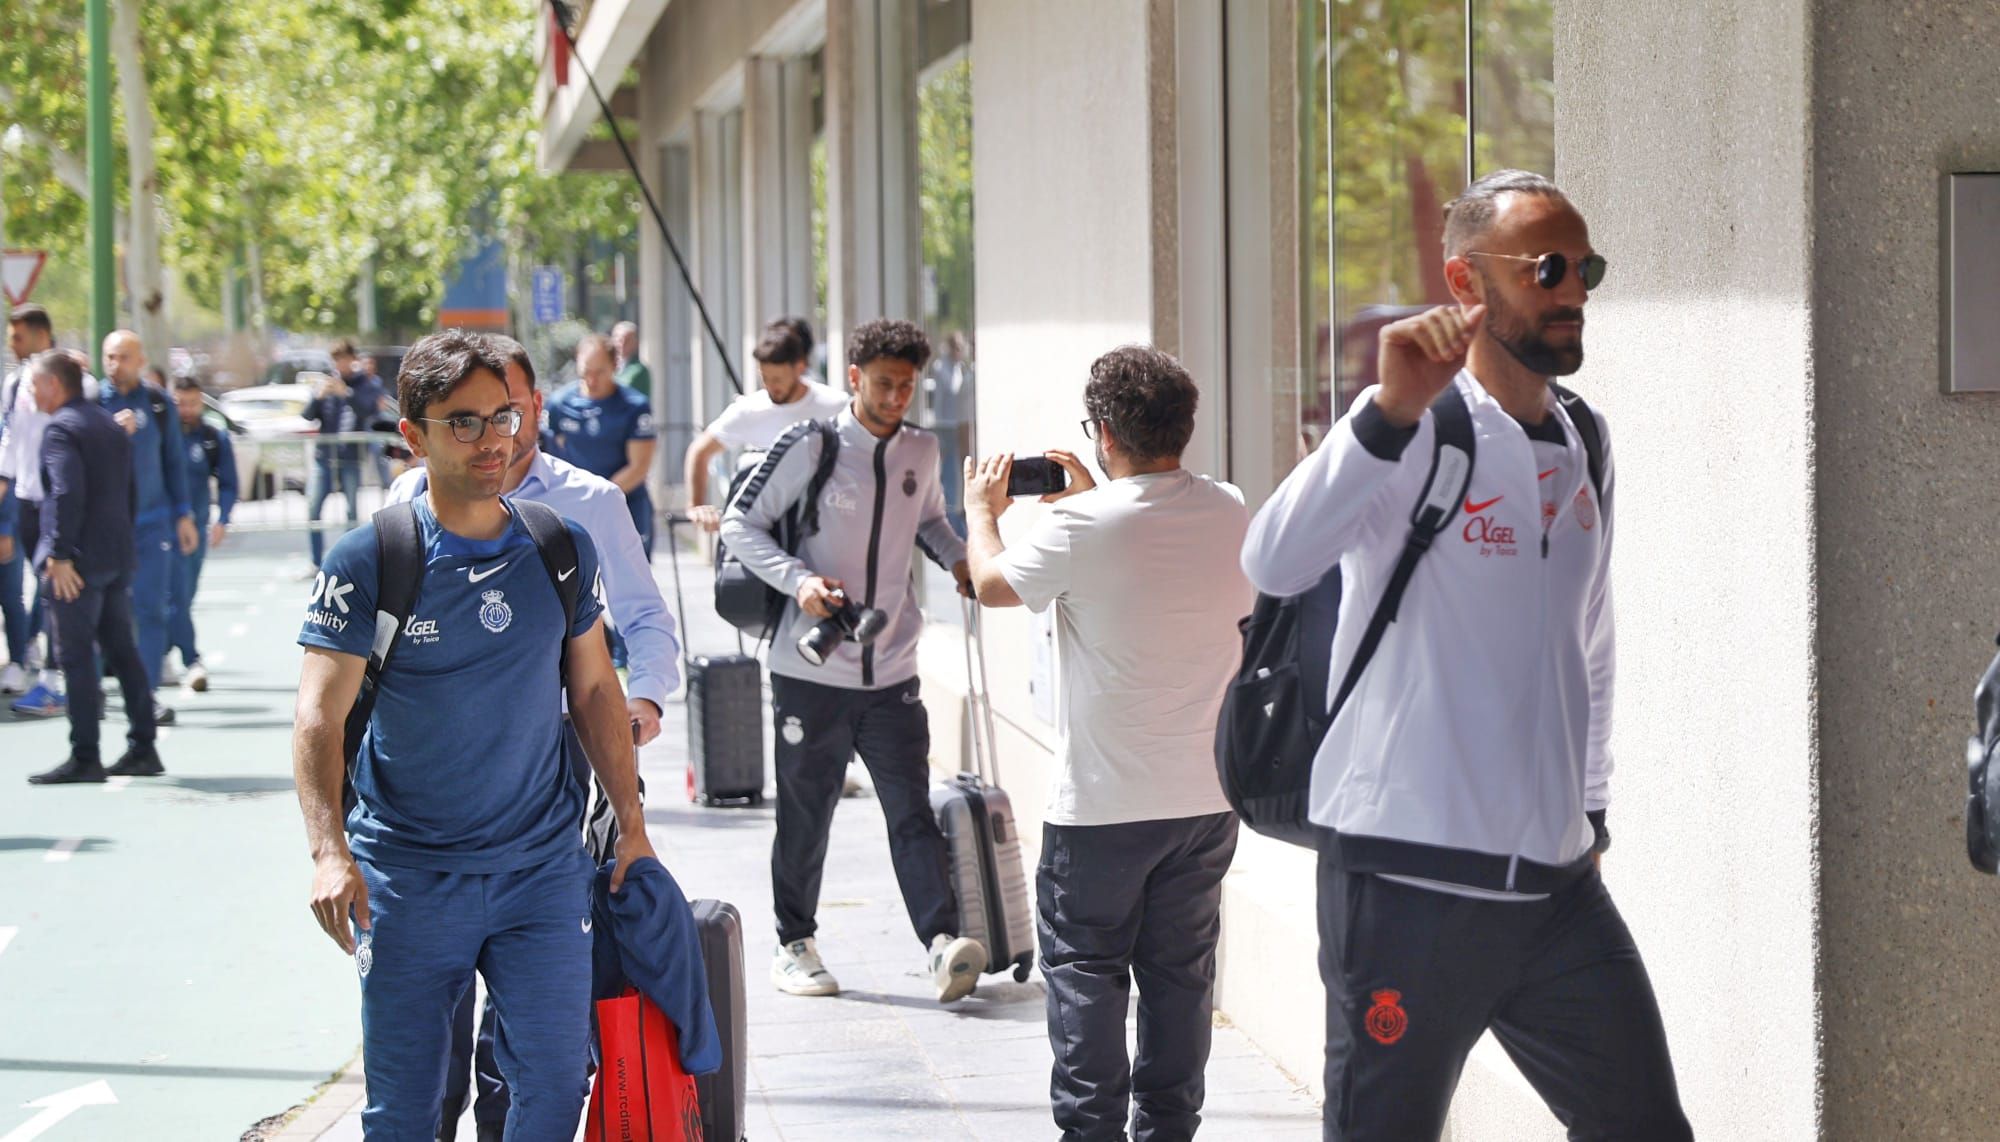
[388,450,680,710]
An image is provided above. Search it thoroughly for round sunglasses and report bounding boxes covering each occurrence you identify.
[1466,251,1608,292]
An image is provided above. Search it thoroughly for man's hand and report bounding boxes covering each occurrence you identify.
[176,515,199,555]
[317,374,349,399]
[689,504,722,533]
[965,453,1014,521]
[0,535,13,564]
[796,575,844,620]
[113,409,139,436]
[44,558,82,602]
[309,853,370,955]
[609,826,659,894]
[628,698,662,747]
[1375,303,1486,427]
[209,522,227,548]
[1040,449,1096,503]
[953,559,975,599]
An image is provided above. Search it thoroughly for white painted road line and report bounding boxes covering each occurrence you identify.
[0,927,16,958]
[43,838,80,863]
[104,777,132,794]
[228,623,248,639]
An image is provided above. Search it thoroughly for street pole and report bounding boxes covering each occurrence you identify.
[87,0,115,370]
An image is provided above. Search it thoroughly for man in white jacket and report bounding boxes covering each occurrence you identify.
[1241,170,1690,1140]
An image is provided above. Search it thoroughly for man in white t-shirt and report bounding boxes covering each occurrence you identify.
[682,317,848,531]
[964,345,1253,1142]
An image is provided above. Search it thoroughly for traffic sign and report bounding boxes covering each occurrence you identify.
[2,250,48,306]
[531,265,564,324]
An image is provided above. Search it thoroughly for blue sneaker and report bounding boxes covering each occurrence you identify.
[11,683,66,718]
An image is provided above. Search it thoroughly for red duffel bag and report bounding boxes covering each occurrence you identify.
[586,988,704,1142]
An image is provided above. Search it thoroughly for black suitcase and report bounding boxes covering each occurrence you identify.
[930,599,1036,985]
[691,898,748,1142]
[685,654,766,806]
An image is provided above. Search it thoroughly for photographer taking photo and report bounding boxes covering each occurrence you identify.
[963,345,1253,1142]
[719,317,987,1005]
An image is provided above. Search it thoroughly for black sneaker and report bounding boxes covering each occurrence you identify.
[152,704,176,726]
[105,744,165,778]
[29,755,107,785]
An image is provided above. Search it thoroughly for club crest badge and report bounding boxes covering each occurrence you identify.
[1574,488,1598,531]
[782,715,806,745]
[903,469,918,497]
[1365,989,1408,1046]
[478,589,513,634]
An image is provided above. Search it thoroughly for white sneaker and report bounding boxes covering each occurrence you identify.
[184,661,209,693]
[0,663,26,695]
[158,658,180,687]
[771,938,840,997]
[929,933,986,1003]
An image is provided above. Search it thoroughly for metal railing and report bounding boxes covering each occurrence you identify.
[224,432,411,536]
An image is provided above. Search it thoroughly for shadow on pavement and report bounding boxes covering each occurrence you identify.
[0,836,113,855]
[163,776,297,799]
[0,1057,334,1082]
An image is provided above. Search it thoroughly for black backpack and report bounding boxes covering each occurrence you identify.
[712,419,840,637]
[1215,383,1607,847]
[1964,635,2000,872]
[340,498,583,808]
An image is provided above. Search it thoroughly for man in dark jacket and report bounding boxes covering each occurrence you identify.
[24,351,162,785]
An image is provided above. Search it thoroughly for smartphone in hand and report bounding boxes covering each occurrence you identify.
[1006,455,1069,498]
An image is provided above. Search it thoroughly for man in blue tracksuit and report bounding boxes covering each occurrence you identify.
[292,331,654,1139]
[170,376,238,692]
[99,331,197,702]
[546,333,656,557]
[307,338,392,569]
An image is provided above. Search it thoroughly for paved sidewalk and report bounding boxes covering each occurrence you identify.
[294,542,1322,1140]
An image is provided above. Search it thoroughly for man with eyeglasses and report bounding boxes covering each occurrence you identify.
[292,331,651,1138]
[1243,170,1691,1139]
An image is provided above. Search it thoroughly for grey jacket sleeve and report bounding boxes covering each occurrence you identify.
[915,444,967,569]
[718,423,825,598]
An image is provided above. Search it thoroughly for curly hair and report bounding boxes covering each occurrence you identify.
[846,318,931,371]
[398,330,510,420]
[1083,346,1199,463]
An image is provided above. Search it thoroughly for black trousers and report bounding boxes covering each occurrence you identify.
[1316,836,1692,1141]
[48,569,153,761]
[770,673,956,947]
[1040,812,1239,1142]
[18,502,53,667]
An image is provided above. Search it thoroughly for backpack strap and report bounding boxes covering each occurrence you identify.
[1327,386,1477,721]
[793,419,842,540]
[513,498,584,686]
[1550,383,1606,505]
[342,501,423,803]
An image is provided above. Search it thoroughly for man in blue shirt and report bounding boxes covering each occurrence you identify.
[292,331,654,1138]
[305,339,392,569]
[547,334,656,556]
[23,351,162,785]
[99,331,197,704]
[169,376,238,693]
[388,334,681,1137]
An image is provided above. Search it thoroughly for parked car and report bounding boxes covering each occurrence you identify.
[262,350,337,389]
[220,381,318,500]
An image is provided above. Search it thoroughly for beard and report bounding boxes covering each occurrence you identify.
[1484,285,1585,377]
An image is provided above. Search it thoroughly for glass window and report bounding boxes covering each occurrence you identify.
[1471,0,1555,176]
[916,1,974,616]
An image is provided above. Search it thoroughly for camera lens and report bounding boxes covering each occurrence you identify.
[851,606,889,644]
[797,617,844,666]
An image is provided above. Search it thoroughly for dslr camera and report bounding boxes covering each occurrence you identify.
[798,589,889,666]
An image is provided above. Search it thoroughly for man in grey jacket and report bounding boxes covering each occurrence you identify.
[720,317,985,1004]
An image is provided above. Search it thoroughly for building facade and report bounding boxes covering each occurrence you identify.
[540,1,2000,1135]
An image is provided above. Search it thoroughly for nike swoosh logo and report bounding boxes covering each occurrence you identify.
[581,917,593,934]
[466,562,509,583]
[557,567,577,582]
[1538,468,1558,480]
[1464,495,1503,514]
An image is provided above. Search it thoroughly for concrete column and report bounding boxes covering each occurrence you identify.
[692,107,746,428]
[742,54,818,352]
[658,142,696,497]
[824,0,920,379]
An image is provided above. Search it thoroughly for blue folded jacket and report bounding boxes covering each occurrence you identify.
[590,856,723,1075]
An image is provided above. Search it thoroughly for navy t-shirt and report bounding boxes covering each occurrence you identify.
[298,496,605,873]
[546,382,655,490]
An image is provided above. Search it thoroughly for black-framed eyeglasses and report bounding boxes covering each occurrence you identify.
[1465,251,1608,292]
[1081,417,1101,441]
[414,409,524,443]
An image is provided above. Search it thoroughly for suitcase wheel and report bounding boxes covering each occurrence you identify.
[749,791,766,807]
[1013,958,1032,983]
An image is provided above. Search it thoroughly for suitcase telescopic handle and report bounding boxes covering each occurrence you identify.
[960,596,1002,786]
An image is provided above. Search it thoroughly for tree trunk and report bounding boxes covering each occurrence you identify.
[110,0,170,366]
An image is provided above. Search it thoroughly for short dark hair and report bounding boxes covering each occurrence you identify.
[8,304,52,338]
[576,332,615,362]
[480,334,538,389]
[144,364,170,388]
[781,316,815,355]
[173,374,204,394]
[847,318,930,371]
[329,338,358,359]
[397,330,510,420]
[1441,169,1570,258]
[752,320,810,366]
[29,349,83,397]
[1083,345,1200,463]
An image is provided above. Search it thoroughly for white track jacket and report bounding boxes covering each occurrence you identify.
[1241,371,1614,893]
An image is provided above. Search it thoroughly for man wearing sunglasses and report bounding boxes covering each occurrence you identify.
[292,331,652,1138]
[1243,169,1691,1140]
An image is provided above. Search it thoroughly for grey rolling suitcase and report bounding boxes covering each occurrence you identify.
[930,599,1037,985]
[692,898,748,1142]
[685,655,765,806]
